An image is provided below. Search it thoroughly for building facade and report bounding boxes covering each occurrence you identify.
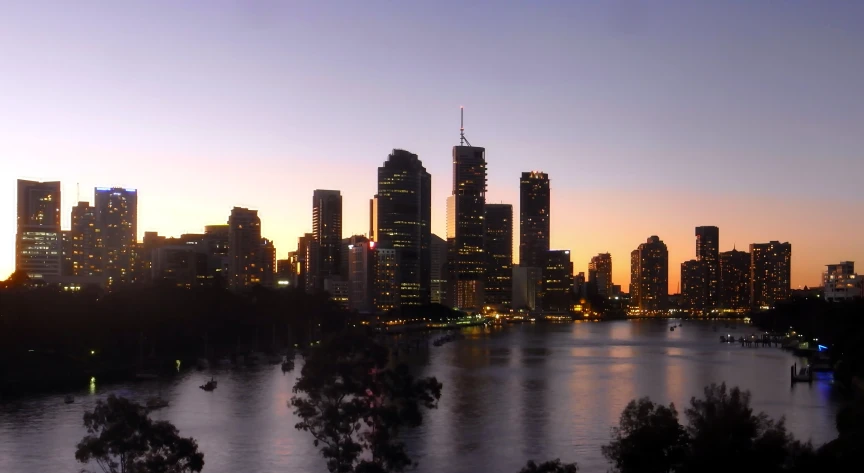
[542,250,573,314]
[446,144,487,310]
[228,207,262,289]
[680,259,706,313]
[630,236,669,314]
[720,248,750,311]
[588,253,613,297]
[94,187,138,287]
[519,172,550,270]
[309,190,342,291]
[484,204,513,307]
[70,201,102,277]
[512,265,543,311]
[373,150,431,306]
[823,261,862,301]
[750,241,791,309]
[695,226,720,311]
[16,179,62,278]
[430,233,447,305]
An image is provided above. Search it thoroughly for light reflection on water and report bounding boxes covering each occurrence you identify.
[0,320,842,473]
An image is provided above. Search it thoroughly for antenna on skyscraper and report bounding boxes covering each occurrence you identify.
[459,106,472,147]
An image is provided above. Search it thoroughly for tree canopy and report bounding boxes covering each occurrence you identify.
[75,394,204,473]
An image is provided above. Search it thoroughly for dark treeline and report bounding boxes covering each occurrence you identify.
[751,298,864,386]
[0,278,347,391]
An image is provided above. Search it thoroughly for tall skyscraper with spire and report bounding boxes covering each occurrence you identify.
[373,149,431,306]
[446,108,487,310]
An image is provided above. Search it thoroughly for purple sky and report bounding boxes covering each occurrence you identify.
[1,1,862,287]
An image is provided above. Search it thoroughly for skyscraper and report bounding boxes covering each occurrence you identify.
[695,226,720,310]
[446,122,487,310]
[373,149,431,306]
[95,187,138,287]
[750,241,791,309]
[347,241,400,313]
[430,233,447,305]
[519,172,550,269]
[16,179,62,278]
[630,236,669,314]
[542,250,573,313]
[680,259,706,313]
[70,201,102,276]
[309,190,342,291]
[588,253,613,297]
[484,203,513,307]
[228,206,262,289]
[720,248,750,311]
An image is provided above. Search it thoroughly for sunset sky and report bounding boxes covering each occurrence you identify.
[1,1,862,289]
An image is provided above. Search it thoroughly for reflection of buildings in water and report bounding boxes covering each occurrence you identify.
[664,347,686,403]
[519,339,550,460]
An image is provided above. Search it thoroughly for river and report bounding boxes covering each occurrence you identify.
[0,320,842,473]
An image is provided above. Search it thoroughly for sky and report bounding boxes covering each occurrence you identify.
[1,0,862,289]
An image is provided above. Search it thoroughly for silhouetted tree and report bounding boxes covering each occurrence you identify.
[75,394,204,473]
[290,331,442,473]
[518,459,579,473]
[681,383,801,473]
[602,398,688,473]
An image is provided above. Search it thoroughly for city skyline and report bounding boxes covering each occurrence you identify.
[2,2,862,288]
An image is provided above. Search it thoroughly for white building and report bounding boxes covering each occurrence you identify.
[823,261,862,301]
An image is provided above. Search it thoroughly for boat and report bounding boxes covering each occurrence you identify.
[199,377,218,391]
[669,326,675,331]
[790,363,813,384]
[64,395,74,404]
[810,353,833,372]
[146,396,170,410]
[281,358,294,373]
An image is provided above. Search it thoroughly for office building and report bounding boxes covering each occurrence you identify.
[348,241,400,313]
[588,253,613,297]
[150,245,209,288]
[16,180,62,278]
[372,149,432,306]
[446,136,487,310]
[630,236,669,314]
[720,248,750,311]
[695,226,720,310]
[574,272,587,299]
[340,235,368,280]
[430,233,447,305]
[484,204,513,307]
[823,261,862,301]
[309,190,342,291]
[94,187,138,287]
[680,259,705,313]
[519,172,550,269]
[512,265,542,311]
[543,250,573,313]
[261,238,276,288]
[228,207,262,289]
[69,201,102,276]
[750,241,791,309]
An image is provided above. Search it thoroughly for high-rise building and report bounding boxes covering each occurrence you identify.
[519,172,550,269]
[512,265,542,311]
[574,272,587,299]
[16,179,62,278]
[430,233,447,305]
[446,136,487,310]
[484,204,513,307]
[348,241,400,313]
[261,238,276,288]
[373,149,431,306]
[61,230,73,276]
[228,207,262,289]
[542,250,573,313]
[341,235,368,280]
[720,248,750,311]
[70,201,102,277]
[588,253,613,297]
[95,187,138,287]
[750,241,791,309]
[630,236,669,314]
[309,190,342,291]
[695,226,720,310]
[680,259,706,313]
[823,261,862,301]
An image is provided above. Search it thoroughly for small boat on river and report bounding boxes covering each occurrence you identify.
[200,378,218,391]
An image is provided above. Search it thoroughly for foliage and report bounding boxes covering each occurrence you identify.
[601,398,688,473]
[518,459,579,473]
[290,331,442,473]
[75,394,203,473]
